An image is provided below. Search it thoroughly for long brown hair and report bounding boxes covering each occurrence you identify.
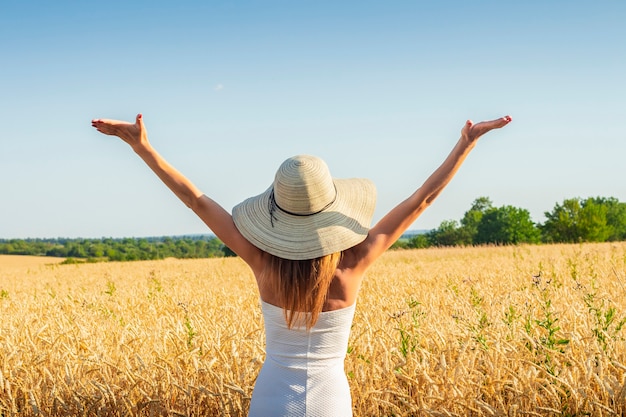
[263,251,342,329]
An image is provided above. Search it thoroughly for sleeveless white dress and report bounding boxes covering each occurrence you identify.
[248,300,356,417]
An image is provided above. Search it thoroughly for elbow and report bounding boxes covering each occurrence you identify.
[424,186,445,205]
[184,191,201,212]
[187,198,200,212]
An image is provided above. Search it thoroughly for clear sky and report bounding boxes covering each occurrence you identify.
[1,1,625,239]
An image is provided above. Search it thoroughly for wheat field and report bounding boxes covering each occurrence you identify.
[1,243,625,416]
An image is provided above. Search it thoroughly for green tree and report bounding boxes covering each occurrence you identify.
[588,197,626,241]
[428,220,466,247]
[408,234,431,249]
[577,199,610,242]
[66,241,88,258]
[0,235,229,261]
[541,198,581,243]
[475,205,540,244]
[222,245,238,257]
[460,196,493,244]
[541,197,618,243]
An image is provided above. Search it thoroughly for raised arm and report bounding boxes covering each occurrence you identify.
[351,116,512,270]
[91,114,264,271]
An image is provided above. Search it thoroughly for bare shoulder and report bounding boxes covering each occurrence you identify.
[324,251,365,309]
[340,232,388,275]
[339,243,374,277]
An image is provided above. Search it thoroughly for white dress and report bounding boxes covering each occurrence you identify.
[248,300,356,417]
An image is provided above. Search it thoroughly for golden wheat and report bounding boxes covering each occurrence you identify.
[1,243,625,416]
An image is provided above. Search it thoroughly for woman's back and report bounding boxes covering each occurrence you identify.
[248,300,357,417]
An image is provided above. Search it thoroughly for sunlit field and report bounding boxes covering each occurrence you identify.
[1,243,625,416]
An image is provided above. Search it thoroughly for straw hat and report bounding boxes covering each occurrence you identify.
[232,155,376,260]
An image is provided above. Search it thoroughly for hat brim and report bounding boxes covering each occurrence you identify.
[232,178,376,260]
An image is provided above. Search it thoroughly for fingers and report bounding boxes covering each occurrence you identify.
[90,118,125,136]
[91,119,108,134]
[90,115,146,146]
[91,116,142,135]
[470,116,512,140]
[461,115,512,142]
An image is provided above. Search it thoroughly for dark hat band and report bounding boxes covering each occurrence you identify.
[268,187,337,226]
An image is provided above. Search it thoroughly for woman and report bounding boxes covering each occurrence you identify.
[91,113,511,416]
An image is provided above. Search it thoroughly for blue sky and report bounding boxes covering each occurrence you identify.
[1,1,625,239]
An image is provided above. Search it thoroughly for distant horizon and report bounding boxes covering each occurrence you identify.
[4,190,625,240]
[0,229,433,241]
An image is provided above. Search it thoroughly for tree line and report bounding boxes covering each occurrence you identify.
[2,196,625,262]
[0,236,233,262]
[393,196,626,249]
